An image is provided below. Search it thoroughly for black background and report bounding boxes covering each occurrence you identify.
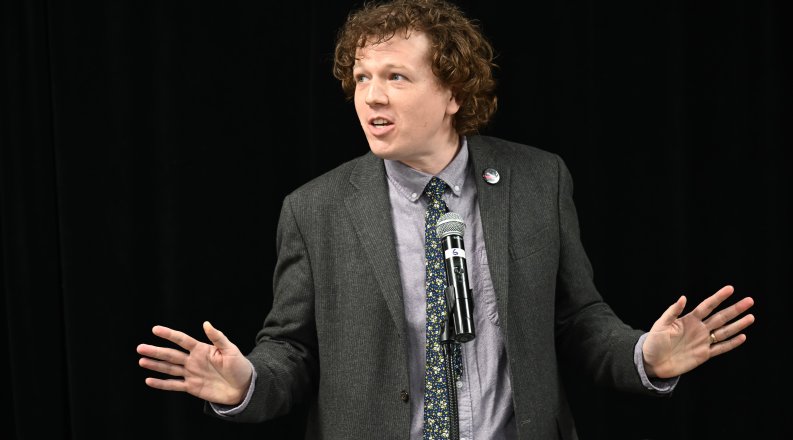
[2,1,790,439]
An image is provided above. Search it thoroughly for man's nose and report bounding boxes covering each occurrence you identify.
[365,81,388,106]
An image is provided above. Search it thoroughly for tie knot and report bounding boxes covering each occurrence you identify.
[423,177,447,201]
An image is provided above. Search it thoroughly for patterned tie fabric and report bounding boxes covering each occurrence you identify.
[422,176,462,440]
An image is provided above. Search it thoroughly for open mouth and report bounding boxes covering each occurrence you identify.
[371,118,392,127]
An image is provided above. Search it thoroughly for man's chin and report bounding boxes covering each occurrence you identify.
[367,143,399,161]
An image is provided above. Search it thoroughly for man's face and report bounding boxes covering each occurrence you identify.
[353,31,460,172]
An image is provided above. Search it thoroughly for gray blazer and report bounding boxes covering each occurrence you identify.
[230,135,655,439]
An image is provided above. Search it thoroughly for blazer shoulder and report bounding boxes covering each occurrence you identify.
[286,151,377,203]
[469,135,565,175]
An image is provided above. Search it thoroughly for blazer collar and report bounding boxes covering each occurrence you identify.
[345,153,407,337]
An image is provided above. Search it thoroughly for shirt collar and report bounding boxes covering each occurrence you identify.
[384,137,469,202]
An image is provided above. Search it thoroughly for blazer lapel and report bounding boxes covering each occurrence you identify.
[345,153,406,337]
[468,137,511,329]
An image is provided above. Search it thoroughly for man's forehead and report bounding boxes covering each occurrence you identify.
[354,30,429,60]
[359,28,421,49]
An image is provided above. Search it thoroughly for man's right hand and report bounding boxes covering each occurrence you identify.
[137,321,252,405]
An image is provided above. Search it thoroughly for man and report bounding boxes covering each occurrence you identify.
[137,1,755,439]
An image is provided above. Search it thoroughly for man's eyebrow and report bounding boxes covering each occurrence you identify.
[353,62,408,69]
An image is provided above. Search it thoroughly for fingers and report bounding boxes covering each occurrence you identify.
[710,312,756,343]
[138,356,186,378]
[137,340,190,392]
[136,343,189,365]
[703,296,755,330]
[710,333,748,357]
[151,325,199,352]
[136,324,202,371]
[690,285,735,320]
[700,286,755,358]
[144,377,189,393]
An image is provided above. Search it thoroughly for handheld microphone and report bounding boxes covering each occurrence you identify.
[436,212,475,343]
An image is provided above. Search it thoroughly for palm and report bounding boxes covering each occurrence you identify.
[644,310,711,377]
[180,338,250,401]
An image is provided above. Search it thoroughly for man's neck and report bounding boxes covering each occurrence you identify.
[399,135,461,175]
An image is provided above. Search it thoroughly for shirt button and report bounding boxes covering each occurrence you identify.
[410,192,418,199]
[456,380,463,389]
[454,185,460,192]
[400,390,409,402]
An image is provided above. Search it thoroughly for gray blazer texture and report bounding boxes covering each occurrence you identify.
[230,135,656,439]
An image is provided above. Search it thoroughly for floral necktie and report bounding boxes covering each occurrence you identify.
[422,176,462,440]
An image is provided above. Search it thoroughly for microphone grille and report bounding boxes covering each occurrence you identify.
[436,212,465,238]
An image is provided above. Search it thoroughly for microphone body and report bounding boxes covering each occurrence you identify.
[437,212,475,343]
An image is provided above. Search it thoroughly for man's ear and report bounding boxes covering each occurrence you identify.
[446,93,461,116]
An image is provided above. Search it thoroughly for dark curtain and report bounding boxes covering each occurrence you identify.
[2,1,790,439]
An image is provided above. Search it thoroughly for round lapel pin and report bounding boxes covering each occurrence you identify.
[482,168,500,185]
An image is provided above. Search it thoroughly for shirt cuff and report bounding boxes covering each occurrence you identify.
[634,333,679,394]
[209,358,257,417]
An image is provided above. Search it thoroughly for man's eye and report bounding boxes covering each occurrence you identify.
[356,75,369,83]
[390,73,405,80]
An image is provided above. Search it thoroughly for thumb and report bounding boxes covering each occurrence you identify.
[203,321,235,351]
[654,295,687,328]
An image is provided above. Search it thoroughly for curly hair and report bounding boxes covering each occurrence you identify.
[333,0,498,136]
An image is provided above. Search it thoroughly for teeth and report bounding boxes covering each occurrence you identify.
[372,118,389,126]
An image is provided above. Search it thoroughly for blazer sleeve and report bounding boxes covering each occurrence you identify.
[230,193,320,422]
[552,154,650,395]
